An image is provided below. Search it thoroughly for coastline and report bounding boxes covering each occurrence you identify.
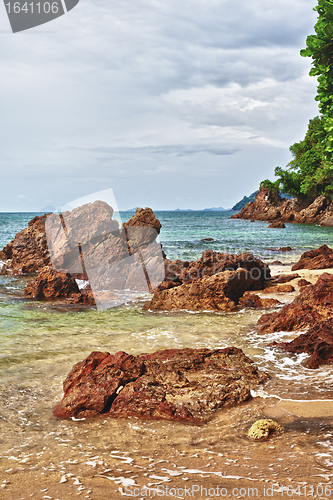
[1,265,333,499]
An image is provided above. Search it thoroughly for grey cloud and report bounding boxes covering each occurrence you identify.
[0,0,320,211]
[76,144,240,157]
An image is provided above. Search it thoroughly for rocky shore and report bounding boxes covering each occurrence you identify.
[1,204,333,424]
[231,184,333,226]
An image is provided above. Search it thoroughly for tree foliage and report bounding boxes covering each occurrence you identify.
[263,117,333,201]
[301,0,333,156]
[262,1,333,201]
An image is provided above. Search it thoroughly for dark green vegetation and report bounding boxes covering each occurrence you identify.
[262,0,333,202]
[232,191,258,211]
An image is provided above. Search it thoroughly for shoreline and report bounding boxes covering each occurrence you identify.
[1,265,333,499]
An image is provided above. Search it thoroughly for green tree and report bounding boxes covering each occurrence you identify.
[301,0,333,157]
[262,0,333,201]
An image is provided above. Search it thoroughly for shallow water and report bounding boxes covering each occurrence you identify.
[0,212,333,498]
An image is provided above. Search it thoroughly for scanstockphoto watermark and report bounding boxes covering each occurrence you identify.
[123,484,333,497]
[3,0,79,33]
[123,484,261,497]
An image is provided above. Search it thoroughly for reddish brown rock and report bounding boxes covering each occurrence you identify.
[291,245,333,271]
[270,318,333,369]
[267,247,292,252]
[24,266,95,305]
[143,268,260,312]
[257,273,333,333]
[24,266,80,299]
[239,292,281,309]
[164,250,270,291]
[0,214,51,274]
[269,273,300,284]
[263,284,295,293]
[298,278,311,287]
[201,238,214,242]
[53,347,268,422]
[1,204,162,280]
[123,207,161,249]
[267,222,285,229]
[232,185,333,226]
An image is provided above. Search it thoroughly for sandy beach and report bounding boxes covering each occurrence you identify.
[1,266,333,500]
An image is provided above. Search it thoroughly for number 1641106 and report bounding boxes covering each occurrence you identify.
[5,2,60,14]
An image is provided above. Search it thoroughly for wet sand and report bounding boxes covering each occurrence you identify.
[1,267,333,499]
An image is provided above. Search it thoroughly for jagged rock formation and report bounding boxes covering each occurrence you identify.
[291,245,333,271]
[270,318,333,369]
[232,185,333,226]
[257,273,333,334]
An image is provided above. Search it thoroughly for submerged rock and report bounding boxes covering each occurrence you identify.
[257,273,333,334]
[267,221,285,229]
[270,318,333,369]
[291,245,333,271]
[53,347,268,422]
[248,419,284,440]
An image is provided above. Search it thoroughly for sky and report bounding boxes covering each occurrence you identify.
[0,0,320,211]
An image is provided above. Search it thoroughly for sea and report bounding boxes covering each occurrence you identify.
[0,211,333,499]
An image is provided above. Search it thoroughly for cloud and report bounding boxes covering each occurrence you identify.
[0,0,320,210]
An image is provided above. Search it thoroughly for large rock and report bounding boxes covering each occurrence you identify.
[239,292,281,309]
[144,268,260,312]
[0,214,51,274]
[24,266,95,305]
[267,221,285,229]
[291,245,333,271]
[270,318,333,369]
[163,250,270,291]
[1,204,163,280]
[257,273,333,333]
[232,185,333,225]
[53,347,268,422]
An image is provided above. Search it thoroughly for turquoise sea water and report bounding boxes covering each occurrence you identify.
[0,211,333,497]
[2,210,332,262]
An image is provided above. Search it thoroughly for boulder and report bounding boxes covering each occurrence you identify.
[298,278,311,287]
[257,273,333,333]
[24,266,80,299]
[1,205,163,280]
[143,268,259,312]
[53,347,268,422]
[267,222,285,229]
[291,245,333,271]
[248,419,284,440]
[165,250,270,290]
[270,318,333,369]
[24,266,95,305]
[239,292,281,309]
[0,214,51,274]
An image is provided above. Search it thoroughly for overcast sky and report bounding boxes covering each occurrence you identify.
[0,0,319,211]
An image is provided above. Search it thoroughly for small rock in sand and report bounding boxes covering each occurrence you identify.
[248,419,284,440]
